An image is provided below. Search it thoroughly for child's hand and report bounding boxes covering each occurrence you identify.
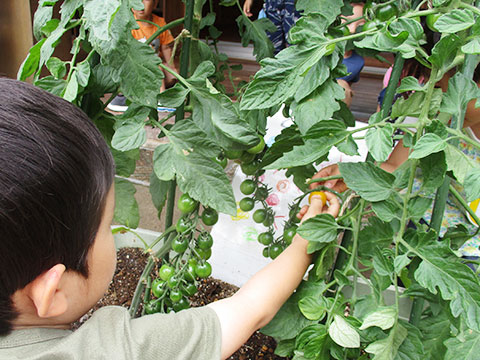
[309,164,348,193]
[297,191,340,222]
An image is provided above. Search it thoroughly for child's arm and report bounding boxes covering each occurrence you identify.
[208,192,340,359]
[160,44,177,89]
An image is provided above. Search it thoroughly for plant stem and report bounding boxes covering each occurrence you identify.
[449,185,480,226]
[380,55,405,120]
[140,17,185,45]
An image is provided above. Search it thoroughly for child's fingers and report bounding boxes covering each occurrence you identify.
[323,192,340,217]
[296,205,309,220]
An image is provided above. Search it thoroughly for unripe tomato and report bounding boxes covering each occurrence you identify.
[201,208,219,226]
[269,244,283,259]
[262,247,270,258]
[183,283,198,296]
[195,262,212,278]
[177,193,198,214]
[169,289,182,303]
[196,247,212,260]
[241,159,261,176]
[375,4,398,21]
[258,232,274,245]
[283,226,297,245]
[151,278,166,298]
[240,179,256,195]
[255,187,268,201]
[184,263,196,282]
[197,232,213,250]
[252,209,267,223]
[247,136,265,154]
[224,149,243,159]
[263,213,274,227]
[159,264,175,281]
[176,217,191,234]
[239,197,255,212]
[240,151,256,163]
[144,299,162,314]
[309,191,327,205]
[167,275,179,289]
[171,236,188,253]
[362,19,380,32]
[172,297,190,311]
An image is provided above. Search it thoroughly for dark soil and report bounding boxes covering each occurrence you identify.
[73,247,287,360]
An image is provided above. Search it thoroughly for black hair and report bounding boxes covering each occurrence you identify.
[0,78,115,335]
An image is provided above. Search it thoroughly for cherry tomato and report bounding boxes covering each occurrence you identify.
[172,297,190,311]
[309,191,327,205]
[197,232,213,250]
[225,149,243,159]
[253,209,267,223]
[214,155,228,169]
[167,275,179,289]
[171,236,188,253]
[239,197,255,212]
[177,193,198,214]
[426,13,441,32]
[262,247,270,258]
[240,179,256,195]
[240,151,256,163]
[375,4,397,21]
[144,299,162,314]
[342,25,350,36]
[247,136,265,154]
[362,19,380,32]
[159,264,174,281]
[269,244,283,259]
[195,262,212,278]
[176,217,191,234]
[283,226,297,245]
[184,263,197,282]
[263,213,274,227]
[258,232,274,245]
[241,159,261,176]
[196,247,212,260]
[201,208,219,226]
[183,283,198,296]
[151,278,166,298]
[255,187,268,201]
[169,289,183,303]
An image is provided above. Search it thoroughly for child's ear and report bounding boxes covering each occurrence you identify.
[29,264,68,318]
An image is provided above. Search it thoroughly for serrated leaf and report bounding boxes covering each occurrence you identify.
[158,83,190,107]
[339,162,396,202]
[415,243,480,331]
[83,0,121,41]
[114,178,139,228]
[236,15,275,62]
[371,198,402,222]
[409,133,447,159]
[297,214,339,244]
[418,312,451,360]
[366,124,394,162]
[111,122,147,151]
[359,307,397,330]
[465,167,480,202]
[445,143,477,183]
[445,329,480,360]
[296,0,343,20]
[407,196,433,221]
[365,323,408,360]
[428,34,462,73]
[46,56,66,79]
[435,9,475,33]
[112,148,139,178]
[329,315,360,348]
[391,89,443,119]
[440,72,480,122]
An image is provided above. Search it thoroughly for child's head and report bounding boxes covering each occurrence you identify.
[133,0,159,20]
[0,78,116,335]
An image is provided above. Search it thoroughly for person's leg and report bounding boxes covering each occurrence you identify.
[282,0,300,49]
[264,0,285,55]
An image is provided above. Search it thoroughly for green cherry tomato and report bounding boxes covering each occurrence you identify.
[255,187,268,201]
[144,299,162,314]
[240,179,256,195]
[224,149,243,159]
[426,13,441,32]
[262,247,270,258]
[247,136,266,154]
[183,283,198,296]
[159,264,175,281]
[197,232,214,250]
[196,247,212,260]
[239,197,255,212]
[214,155,228,169]
[342,25,350,36]
[375,4,397,21]
[171,236,189,253]
[269,244,283,259]
[176,217,191,234]
[167,275,179,289]
[169,289,183,303]
[184,263,197,282]
[151,278,166,298]
[263,213,274,227]
[172,297,190,312]
[252,209,267,223]
[362,19,380,32]
[195,262,212,278]
[177,193,198,214]
[241,159,261,176]
[201,208,219,226]
[258,232,274,245]
[240,151,256,163]
[283,226,297,245]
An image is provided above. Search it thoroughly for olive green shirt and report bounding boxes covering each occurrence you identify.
[0,306,222,359]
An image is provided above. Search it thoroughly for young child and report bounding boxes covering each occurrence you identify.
[0,78,340,359]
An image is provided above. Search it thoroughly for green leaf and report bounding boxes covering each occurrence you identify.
[296,324,329,359]
[149,172,169,216]
[419,151,447,192]
[418,312,451,360]
[76,61,91,87]
[339,162,396,202]
[285,164,316,192]
[365,124,394,162]
[445,143,477,183]
[391,89,443,119]
[465,167,480,202]
[373,248,394,278]
[34,75,67,97]
[236,15,275,62]
[261,281,323,340]
[297,214,339,245]
[111,122,147,151]
[359,307,397,331]
[407,196,433,222]
[298,296,328,321]
[395,321,425,360]
[17,39,46,81]
[445,329,480,360]
[199,12,216,29]
[262,126,304,167]
[428,34,462,74]
[365,323,408,360]
[435,9,475,33]
[328,315,360,348]
[112,148,139,177]
[462,38,480,54]
[63,75,79,102]
[33,5,54,40]
[84,0,121,41]
[394,254,411,275]
[371,198,402,222]
[440,72,480,121]
[296,0,343,20]
[334,269,350,287]
[114,178,139,228]
[396,76,425,93]
[294,57,337,103]
[415,243,480,331]
[158,83,190,107]
[409,133,447,159]
[293,81,345,134]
